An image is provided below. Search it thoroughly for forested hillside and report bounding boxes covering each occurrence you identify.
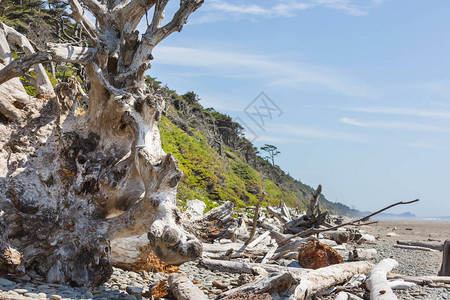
[0,0,360,216]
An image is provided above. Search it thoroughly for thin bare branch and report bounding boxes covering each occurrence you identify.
[80,0,107,25]
[68,0,97,38]
[147,0,204,46]
[281,199,420,245]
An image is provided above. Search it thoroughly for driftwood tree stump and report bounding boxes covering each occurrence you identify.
[438,240,450,276]
[0,0,203,286]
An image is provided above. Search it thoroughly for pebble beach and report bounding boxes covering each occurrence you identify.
[0,220,449,300]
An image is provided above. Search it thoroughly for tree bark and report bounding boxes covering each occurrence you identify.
[0,0,204,287]
[438,240,450,276]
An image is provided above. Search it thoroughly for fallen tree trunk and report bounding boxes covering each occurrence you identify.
[168,274,208,300]
[393,244,438,252]
[387,275,450,284]
[290,261,374,300]
[396,240,444,251]
[199,258,309,275]
[366,258,398,300]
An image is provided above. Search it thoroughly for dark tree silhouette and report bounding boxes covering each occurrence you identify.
[261,144,280,166]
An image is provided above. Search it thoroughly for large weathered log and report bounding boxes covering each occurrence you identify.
[393,244,438,252]
[290,261,374,300]
[438,240,450,276]
[168,274,208,300]
[366,258,399,300]
[218,272,298,299]
[396,240,444,251]
[387,275,450,284]
[199,258,309,275]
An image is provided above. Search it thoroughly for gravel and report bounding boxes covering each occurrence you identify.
[0,223,449,299]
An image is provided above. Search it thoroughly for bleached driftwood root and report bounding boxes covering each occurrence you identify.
[0,0,204,286]
[366,258,399,300]
[168,274,208,300]
[438,240,450,276]
[290,261,374,300]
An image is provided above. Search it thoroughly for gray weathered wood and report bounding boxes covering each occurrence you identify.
[366,258,399,300]
[199,258,309,275]
[397,240,444,251]
[169,274,208,300]
[439,240,450,276]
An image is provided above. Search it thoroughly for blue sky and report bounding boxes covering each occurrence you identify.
[145,0,450,217]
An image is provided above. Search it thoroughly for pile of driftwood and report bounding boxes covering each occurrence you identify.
[115,186,450,299]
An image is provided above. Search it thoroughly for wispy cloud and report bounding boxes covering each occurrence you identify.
[340,117,450,133]
[197,0,385,21]
[265,123,369,142]
[344,106,450,119]
[153,46,374,98]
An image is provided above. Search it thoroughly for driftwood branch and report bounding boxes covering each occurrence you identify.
[68,0,98,38]
[0,21,54,96]
[282,199,419,245]
[245,193,264,245]
[366,258,399,300]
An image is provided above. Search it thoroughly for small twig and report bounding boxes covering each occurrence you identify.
[281,199,419,245]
